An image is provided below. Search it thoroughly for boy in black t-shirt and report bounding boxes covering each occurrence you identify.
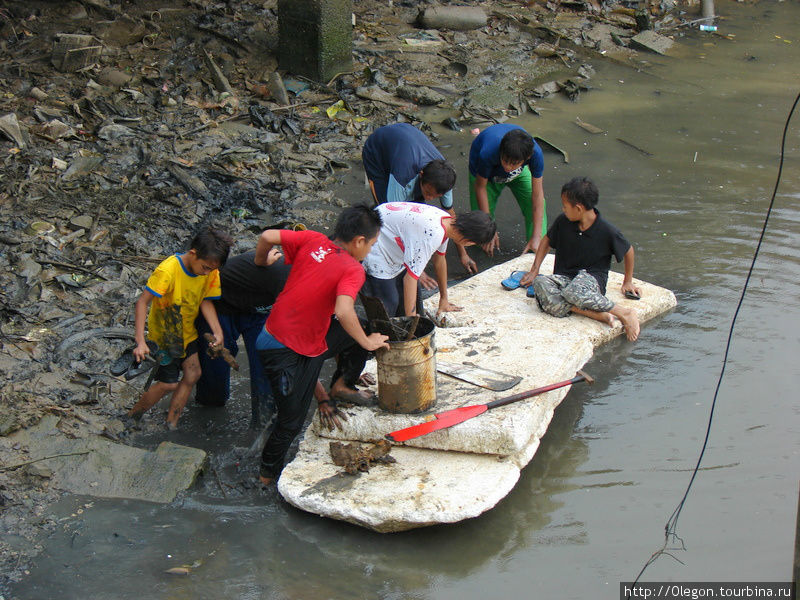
[194,249,291,428]
[519,177,641,341]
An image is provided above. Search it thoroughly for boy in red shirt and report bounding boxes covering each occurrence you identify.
[254,205,390,484]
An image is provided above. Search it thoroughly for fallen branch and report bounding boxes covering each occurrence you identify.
[35,259,108,281]
[1,451,91,472]
[616,137,653,157]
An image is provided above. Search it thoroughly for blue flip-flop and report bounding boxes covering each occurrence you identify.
[526,285,536,298]
[501,270,526,290]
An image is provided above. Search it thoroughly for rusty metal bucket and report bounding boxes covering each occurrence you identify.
[375,316,436,414]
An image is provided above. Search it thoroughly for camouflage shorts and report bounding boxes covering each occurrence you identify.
[532,270,614,318]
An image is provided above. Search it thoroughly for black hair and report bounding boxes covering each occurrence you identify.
[499,129,534,165]
[561,177,599,210]
[190,226,233,265]
[453,211,497,245]
[420,159,456,194]
[332,203,382,242]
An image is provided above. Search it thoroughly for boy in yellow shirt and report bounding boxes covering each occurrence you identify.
[127,227,232,429]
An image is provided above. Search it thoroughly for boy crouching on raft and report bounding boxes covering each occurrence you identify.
[128,227,232,428]
[519,177,641,341]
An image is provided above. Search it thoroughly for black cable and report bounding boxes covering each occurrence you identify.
[634,88,800,582]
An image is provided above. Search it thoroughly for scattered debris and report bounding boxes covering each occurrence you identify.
[574,117,605,134]
[616,137,654,157]
[417,6,488,31]
[630,30,676,55]
[329,440,396,475]
[203,333,239,370]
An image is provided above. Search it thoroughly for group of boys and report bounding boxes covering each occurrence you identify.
[126,122,640,485]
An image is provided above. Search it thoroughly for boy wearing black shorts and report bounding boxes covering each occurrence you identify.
[127,227,232,428]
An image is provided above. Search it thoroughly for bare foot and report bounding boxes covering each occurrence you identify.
[599,312,617,327]
[259,475,274,486]
[331,386,377,407]
[166,420,178,431]
[616,306,640,341]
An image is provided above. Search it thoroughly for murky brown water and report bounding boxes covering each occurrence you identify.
[12,2,800,598]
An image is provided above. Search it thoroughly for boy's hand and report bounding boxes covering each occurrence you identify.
[521,237,540,255]
[362,332,390,352]
[133,341,151,363]
[482,232,500,256]
[520,271,537,287]
[460,254,478,274]
[437,299,462,314]
[621,281,642,297]
[418,272,438,290]
[318,399,347,431]
[265,248,283,266]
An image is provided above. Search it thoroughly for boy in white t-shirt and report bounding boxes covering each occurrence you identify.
[362,202,496,317]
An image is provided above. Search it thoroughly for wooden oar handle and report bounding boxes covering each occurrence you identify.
[485,371,593,410]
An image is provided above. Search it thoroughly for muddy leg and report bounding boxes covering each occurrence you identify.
[128,381,177,418]
[166,353,202,429]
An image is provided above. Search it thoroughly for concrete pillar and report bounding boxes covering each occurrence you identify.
[277,0,353,84]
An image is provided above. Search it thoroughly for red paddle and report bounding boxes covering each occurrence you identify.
[385,371,594,443]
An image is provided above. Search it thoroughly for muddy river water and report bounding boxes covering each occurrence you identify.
[11,2,800,598]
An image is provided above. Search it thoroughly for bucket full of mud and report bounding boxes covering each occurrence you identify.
[374,316,437,414]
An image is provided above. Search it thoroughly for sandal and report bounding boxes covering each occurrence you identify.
[501,271,527,290]
[110,346,135,376]
[123,341,160,380]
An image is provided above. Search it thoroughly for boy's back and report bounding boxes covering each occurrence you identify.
[266,229,365,357]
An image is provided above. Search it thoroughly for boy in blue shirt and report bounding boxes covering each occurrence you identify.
[469,123,547,257]
[520,177,641,341]
[363,122,475,280]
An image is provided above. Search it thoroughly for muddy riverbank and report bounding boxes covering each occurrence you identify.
[3,0,798,596]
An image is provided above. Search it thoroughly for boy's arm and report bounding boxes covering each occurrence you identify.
[335,295,390,351]
[520,235,551,287]
[133,290,155,362]
[620,246,641,296]
[432,252,461,314]
[402,271,419,316]
[522,176,545,255]
[199,299,224,347]
[447,207,477,274]
[255,230,283,266]
[473,175,500,256]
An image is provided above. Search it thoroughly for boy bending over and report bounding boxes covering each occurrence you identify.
[128,227,232,428]
[254,205,390,485]
[520,177,641,341]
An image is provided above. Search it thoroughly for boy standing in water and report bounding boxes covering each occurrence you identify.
[519,177,641,341]
[469,123,547,256]
[128,227,232,428]
[254,205,390,485]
